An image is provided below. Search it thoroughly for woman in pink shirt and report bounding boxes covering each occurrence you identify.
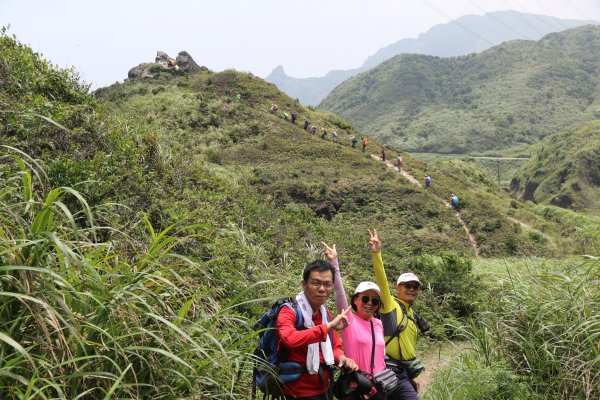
[322,242,386,376]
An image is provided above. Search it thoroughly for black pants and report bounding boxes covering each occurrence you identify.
[386,368,419,400]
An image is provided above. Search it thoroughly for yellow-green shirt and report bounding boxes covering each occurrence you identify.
[372,251,418,360]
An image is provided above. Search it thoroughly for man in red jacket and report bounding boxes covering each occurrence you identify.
[276,260,358,399]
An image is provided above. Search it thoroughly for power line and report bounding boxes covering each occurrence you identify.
[466,0,535,40]
[419,0,496,47]
[499,0,547,36]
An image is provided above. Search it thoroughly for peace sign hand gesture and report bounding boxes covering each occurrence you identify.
[368,228,381,253]
[321,241,337,263]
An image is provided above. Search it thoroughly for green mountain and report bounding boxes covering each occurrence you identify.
[319,25,600,155]
[267,11,597,105]
[510,120,600,212]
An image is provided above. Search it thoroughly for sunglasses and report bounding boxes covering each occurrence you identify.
[360,295,381,306]
[400,283,421,290]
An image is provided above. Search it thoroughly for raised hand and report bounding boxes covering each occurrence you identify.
[368,228,381,253]
[321,241,337,262]
[328,306,350,331]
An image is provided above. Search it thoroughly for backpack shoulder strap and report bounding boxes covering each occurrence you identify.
[385,302,410,347]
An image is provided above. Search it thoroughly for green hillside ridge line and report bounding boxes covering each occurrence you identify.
[510,120,600,212]
[320,25,600,155]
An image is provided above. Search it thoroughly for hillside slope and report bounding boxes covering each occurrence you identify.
[510,120,600,212]
[319,25,600,155]
[96,67,569,259]
[267,11,597,105]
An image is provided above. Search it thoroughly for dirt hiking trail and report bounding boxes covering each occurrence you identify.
[416,341,469,393]
[371,154,480,257]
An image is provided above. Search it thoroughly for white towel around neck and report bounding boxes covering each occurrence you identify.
[295,292,335,374]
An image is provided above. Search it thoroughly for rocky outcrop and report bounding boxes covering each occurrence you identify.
[127,51,208,80]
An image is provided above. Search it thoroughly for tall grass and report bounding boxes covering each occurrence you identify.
[0,148,257,398]
[434,259,600,399]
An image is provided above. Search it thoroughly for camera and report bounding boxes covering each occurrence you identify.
[414,313,430,334]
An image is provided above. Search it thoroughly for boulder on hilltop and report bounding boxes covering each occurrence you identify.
[127,51,208,80]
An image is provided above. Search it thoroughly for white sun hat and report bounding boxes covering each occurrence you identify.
[353,281,381,295]
[396,272,422,286]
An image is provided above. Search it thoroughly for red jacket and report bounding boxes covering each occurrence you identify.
[276,306,344,397]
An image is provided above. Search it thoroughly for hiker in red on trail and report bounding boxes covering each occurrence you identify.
[362,137,368,152]
[275,260,358,399]
[270,104,279,113]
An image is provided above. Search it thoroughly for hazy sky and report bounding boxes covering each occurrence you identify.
[2,0,599,89]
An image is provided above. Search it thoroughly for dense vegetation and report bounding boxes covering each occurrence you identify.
[1,28,598,399]
[425,258,600,400]
[511,120,600,212]
[320,25,600,155]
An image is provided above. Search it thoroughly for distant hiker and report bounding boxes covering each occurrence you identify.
[236,92,241,99]
[362,137,368,152]
[304,117,310,130]
[282,112,289,121]
[350,135,358,149]
[451,194,459,209]
[332,130,338,143]
[270,104,279,113]
[397,154,403,171]
[381,144,387,161]
[321,127,328,140]
[425,175,431,187]
[310,125,317,135]
[291,111,297,124]
[274,260,358,399]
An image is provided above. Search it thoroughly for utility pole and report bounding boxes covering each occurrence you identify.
[497,159,500,185]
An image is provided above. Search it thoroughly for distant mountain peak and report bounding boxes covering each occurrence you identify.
[266,11,599,105]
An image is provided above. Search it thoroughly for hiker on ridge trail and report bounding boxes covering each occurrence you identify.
[310,125,317,135]
[397,154,404,171]
[332,130,338,144]
[425,175,431,188]
[369,229,426,399]
[291,111,297,124]
[451,194,459,209]
[303,117,309,130]
[381,144,387,161]
[323,242,410,400]
[282,112,289,121]
[275,259,358,399]
[362,137,368,152]
[350,135,358,149]
[320,127,328,140]
[270,104,279,113]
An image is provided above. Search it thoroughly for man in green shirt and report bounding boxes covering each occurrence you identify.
[369,229,422,400]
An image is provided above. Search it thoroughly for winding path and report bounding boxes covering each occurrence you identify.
[371,154,480,257]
